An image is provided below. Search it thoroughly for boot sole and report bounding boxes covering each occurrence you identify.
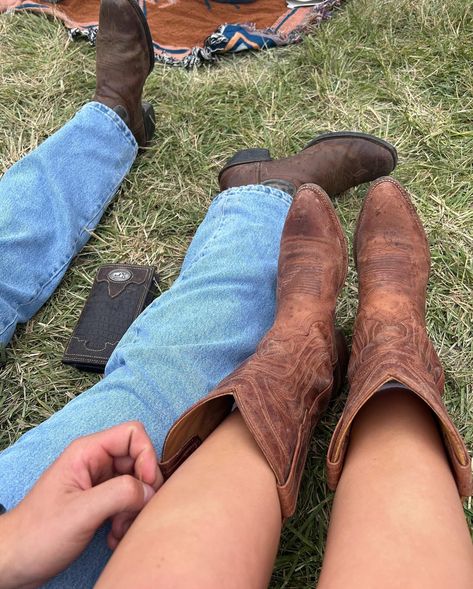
[127,0,155,74]
[219,131,398,183]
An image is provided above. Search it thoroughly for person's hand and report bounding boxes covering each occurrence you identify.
[0,421,163,589]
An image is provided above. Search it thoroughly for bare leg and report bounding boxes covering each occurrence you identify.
[318,388,473,589]
[95,410,282,589]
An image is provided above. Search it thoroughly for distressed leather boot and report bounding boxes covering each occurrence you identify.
[219,131,397,197]
[327,177,472,496]
[93,0,155,147]
[160,184,349,518]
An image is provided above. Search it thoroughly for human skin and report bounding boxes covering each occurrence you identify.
[97,391,473,589]
[1,389,471,589]
[0,422,163,589]
[318,388,473,589]
[95,410,282,589]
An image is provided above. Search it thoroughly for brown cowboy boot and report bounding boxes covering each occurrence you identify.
[160,183,349,518]
[219,131,398,197]
[327,177,473,496]
[93,0,155,147]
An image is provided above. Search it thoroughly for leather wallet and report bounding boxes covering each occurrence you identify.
[62,264,159,373]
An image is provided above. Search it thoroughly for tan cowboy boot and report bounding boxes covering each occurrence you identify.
[160,183,348,518]
[93,0,155,147]
[219,132,397,197]
[327,177,472,496]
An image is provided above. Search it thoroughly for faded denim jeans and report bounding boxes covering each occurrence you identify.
[0,102,291,587]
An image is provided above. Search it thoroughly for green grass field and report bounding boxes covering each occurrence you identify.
[1,0,472,585]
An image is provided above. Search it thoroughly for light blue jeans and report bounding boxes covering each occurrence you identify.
[0,102,291,587]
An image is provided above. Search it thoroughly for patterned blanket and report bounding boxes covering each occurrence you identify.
[0,0,341,67]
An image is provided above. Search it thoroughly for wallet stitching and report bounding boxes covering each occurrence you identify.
[66,268,151,361]
[63,337,119,360]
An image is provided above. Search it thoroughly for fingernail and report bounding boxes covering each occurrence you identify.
[142,482,155,504]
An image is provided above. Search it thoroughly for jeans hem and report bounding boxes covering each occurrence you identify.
[213,184,293,207]
[178,184,291,281]
[87,102,138,153]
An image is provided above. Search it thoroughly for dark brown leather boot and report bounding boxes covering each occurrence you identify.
[93,0,155,147]
[160,184,349,518]
[327,177,472,496]
[219,131,397,197]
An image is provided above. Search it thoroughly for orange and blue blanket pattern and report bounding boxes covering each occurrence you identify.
[0,0,341,67]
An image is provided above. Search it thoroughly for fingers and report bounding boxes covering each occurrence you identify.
[107,531,120,551]
[68,422,162,488]
[83,474,156,532]
[113,456,136,475]
[112,512,134,540]
[113,455,164,491]
[108,511,136,550]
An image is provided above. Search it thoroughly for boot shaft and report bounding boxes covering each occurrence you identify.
[93,0,155,146]
[161,184,349,518]
[327,178,472,497]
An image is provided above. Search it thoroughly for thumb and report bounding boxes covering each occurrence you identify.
[81,475,155,530]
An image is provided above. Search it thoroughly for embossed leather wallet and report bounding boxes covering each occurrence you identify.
[62,264,159,373]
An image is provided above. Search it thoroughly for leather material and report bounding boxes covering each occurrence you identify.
[219,132,397,197]
[63,264,159,373]
[161,184,349,518]
[0,345,6,368]
[326,177,473,496]
[93,0,154,147]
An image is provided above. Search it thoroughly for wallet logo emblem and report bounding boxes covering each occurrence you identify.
[108,269,132,283]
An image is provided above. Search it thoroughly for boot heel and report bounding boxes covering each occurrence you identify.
[219,148,272,180]
[142,101,156,144]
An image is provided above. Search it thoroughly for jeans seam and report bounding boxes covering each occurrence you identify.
[103,187,292,357]
[181,185,292,276]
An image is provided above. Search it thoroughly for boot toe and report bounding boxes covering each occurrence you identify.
[354,177,430,281]
[281,184,348,289]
